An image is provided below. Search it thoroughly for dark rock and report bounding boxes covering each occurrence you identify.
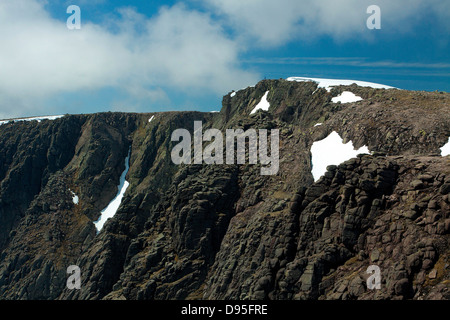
[394,278,410,296]
[411,180,424,190]
[439,183,450,195]
[0,80,449,301]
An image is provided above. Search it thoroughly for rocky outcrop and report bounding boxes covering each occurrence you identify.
[0,79,449,300]
[0,116,85,250]
[203,154,449,300]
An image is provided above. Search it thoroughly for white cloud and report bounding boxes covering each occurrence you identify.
[1,0,448,118]
[142,5,256,93]
[201,0,450,46]
[0,1,258,118]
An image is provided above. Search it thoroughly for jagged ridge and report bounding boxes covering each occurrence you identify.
[0,79,449,300]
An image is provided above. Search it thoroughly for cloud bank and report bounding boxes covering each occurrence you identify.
[202,0,450,46]
[0,0,257,118]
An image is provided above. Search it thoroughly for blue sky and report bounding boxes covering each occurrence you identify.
[0,0,449,119]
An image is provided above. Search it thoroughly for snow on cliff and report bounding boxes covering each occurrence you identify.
[311,131,370,181]
[250,91,270,115]
[0,115,64,126]
[287,76,395,92]
[94,149,131,233]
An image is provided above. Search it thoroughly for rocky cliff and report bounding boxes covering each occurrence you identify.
[0,79,449,300]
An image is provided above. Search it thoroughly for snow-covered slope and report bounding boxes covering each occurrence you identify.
[94,149,131,233]
[331,91,363,103]
[70,190,79,205]
[250,91,270,114]
[287,76,395,92]
[311,131,370,181]
[441,137,450,156]
[0,115,64,126]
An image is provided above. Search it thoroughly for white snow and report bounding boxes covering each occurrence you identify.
[148,115,155,123]
[441,137,450,156]
[0,115,64,126]
[94,149,131,233]
[287,77,395,92]
[331,91,363,103]
[314,123,323,127]
[250,91,270,115]
[231,92,236,97]
[69,190,79,205]
[311,131,370,181]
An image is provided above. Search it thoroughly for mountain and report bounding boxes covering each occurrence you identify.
[0,78,449,300]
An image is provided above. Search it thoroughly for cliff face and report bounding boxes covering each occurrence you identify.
[0,79,449,300]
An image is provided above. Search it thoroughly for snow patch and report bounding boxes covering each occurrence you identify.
[0,115,64,126]
[69,190,79,205]
[230,92,236,97]
[441,137,450,156]
[311,131,370,182]
[94,149,131,233]
[314,123,323,127]
[250,91,270,115]
[287,77,395,92]
[332,91,363,103]
[148,115,155,123]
